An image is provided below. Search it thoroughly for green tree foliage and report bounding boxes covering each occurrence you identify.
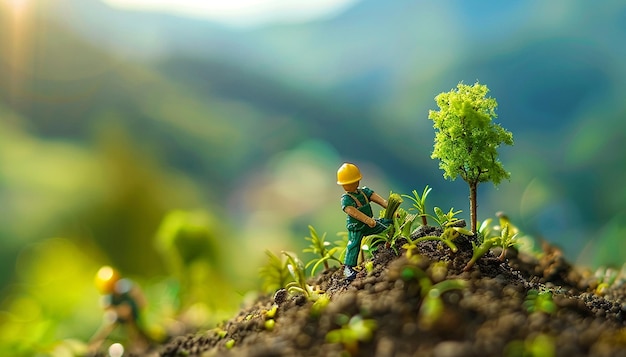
[429,82,514,232]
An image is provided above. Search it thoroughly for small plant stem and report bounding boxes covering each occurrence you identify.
[498,247,506,261]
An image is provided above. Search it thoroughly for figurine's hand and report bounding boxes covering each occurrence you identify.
[116,304,133,321]
[367,218,377,228]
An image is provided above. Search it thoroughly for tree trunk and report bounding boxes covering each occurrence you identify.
[469,182,478,233]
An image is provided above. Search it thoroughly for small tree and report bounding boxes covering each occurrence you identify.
[429,82,513,232]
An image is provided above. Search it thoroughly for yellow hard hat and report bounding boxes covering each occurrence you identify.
[94,266,121,294]
[336,163,362,185]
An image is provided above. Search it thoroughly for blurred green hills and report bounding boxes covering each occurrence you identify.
[1,0,626,352]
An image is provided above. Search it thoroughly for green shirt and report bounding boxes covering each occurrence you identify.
[341,187,374,230]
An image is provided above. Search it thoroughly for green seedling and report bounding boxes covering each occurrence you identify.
[264,304,278,331]
[326,314,377,356]
[264,319,275,331]
[506,333,555,357]
[259,250,292,294]
[594,266,620,295]
[523,289,556,315]
[359,193,407,261]
[225,338,235,349]
[494,223,519,261]
[396,208,418,238]
[428,261,449,283]
[378,192,404,242]
[399,265,466,328]
[429,81,514,232]
[403,225,474,257]
[334,231,350,262]
[364,261,374,276]
[403,185,432,226]
[477,218,496,243]
[431,207,463,229]
[213,327,227,339]
[383,192,403,221]
[283,251,309,296]
[265,304,278,319]
[419,279,467,328]
[310,294,331,318]
[303,225,342,276]
[283,251,323,300]
[363,207,417,258]
[463,238,495,272]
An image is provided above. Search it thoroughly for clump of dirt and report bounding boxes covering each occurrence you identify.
[159,224,626,357]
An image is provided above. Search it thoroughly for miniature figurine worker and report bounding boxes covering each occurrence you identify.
[89,266,151,354]
[337,163,390,280]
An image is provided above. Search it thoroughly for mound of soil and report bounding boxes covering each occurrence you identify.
[159,224,626,357]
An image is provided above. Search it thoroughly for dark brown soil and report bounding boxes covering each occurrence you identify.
[158,225,626,357]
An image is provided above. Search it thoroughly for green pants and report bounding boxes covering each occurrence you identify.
[344,220,388,267]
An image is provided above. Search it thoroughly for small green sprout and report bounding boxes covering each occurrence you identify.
[364,261,374,276]
[593,265,626,295]
[398,264,466,328]
[523,289,556,315]
[264,319,275,331]
[463,238,495,272]
[506,333,555,357]
[303,225,342,276]
[373,192,403,246]
[428,261,449,283]
[403,224,473,256]
[326,314,377,356]
[283,251,308,295]
[334,231,349,262]
[225,338,235,349]
[419,279,467,329]
[431,207,463,229]
[362,226,397,256]
[383,192,403,221]
[403,185,432,226]
[259,250,292,294]
[310,294,331,318]
[397,208,418,238]
[363,208,416,256]
[283,251,324,300]
[477,218,496,243]
[213,327,227,339]
[494,223,519,261]
[265,304,278,318]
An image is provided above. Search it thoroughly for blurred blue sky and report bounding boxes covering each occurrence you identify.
[102,0,359,27]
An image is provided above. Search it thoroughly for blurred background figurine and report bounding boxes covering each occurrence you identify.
[89,266,152,354]
[337,163,391,280]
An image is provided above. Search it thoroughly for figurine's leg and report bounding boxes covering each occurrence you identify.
[127,320,151,354]
[344,230,362,267]
[88,322,117,352]
[343,230,362,279]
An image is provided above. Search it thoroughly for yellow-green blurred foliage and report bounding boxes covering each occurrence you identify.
[0,118,251,355]
[0,238,101,355]
[155,210,244,322]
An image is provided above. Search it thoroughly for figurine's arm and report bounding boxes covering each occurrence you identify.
[344,206,377,228]
[370,192,388,208]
